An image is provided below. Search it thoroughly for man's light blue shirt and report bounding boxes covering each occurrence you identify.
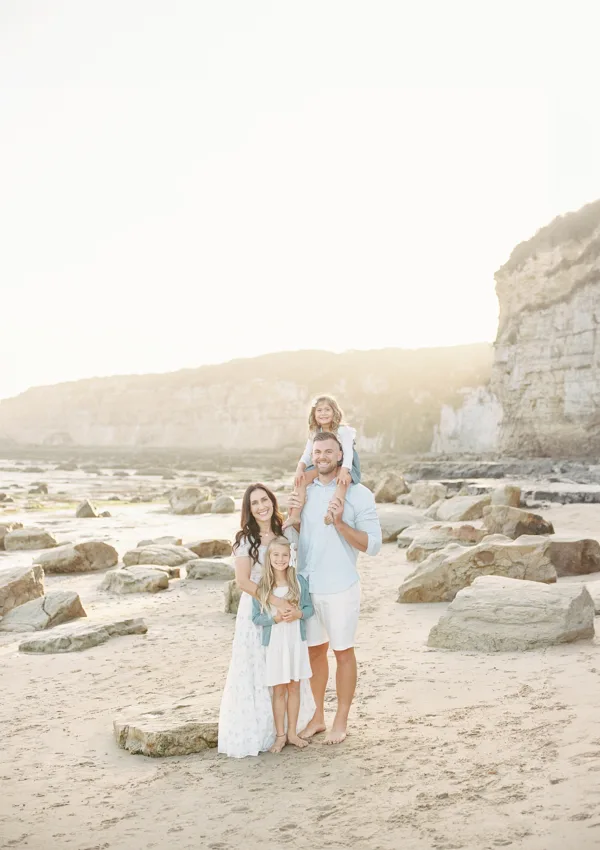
[296,479,382,595]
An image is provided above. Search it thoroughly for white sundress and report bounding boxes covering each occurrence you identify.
[265,586,313,687]
[217,530,315,758]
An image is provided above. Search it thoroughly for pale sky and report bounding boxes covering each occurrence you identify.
[2,0,600,400]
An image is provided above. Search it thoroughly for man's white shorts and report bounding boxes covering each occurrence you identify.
[305,581,361,651]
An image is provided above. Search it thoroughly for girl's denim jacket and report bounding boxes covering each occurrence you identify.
[251,574,313,646]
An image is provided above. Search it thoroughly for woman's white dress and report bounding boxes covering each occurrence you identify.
[218,530,315,758]
[265,586,313,687]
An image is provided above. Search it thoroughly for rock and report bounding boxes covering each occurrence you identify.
[76,499,99,518]
[377,507,427,543]
[224,579,242,614]
[185,539,233,558]
[483,505,555,539]
[211,495,235,514]
[430,494,492,523]
[398,536,556,603]
[123,544,197,568]
[150,564,181,579]
[100,567,169,594]
[19,618,147,653]
[491,485,521,508]
[186,559,235,580]
[0,521,24,550]
[0,591,86,632]
[137,536,183,548]
[4,528,58,551]
[0,565,45,616]
[586,581,600,614]
[33,541,118,574]
[374,472,409,503]
[196,501,213,514]
[427,576,595,651]
[397,523,436,548]
[544,536,600,577]
[113,699,218,756]
[169,486,212,515]
[100,511,111,518]
[408,482,448,509]
[406,524,486,562]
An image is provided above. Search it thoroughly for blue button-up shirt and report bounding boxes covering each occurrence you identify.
[296,479,382,595]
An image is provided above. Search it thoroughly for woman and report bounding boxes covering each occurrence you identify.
[218,483,315,758]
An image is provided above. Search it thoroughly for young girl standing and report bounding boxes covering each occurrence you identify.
[252,537,314,753]
[284,394,361,528]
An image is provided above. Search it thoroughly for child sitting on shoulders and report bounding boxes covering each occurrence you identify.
[251,536,314,753]
[284,394,361,528]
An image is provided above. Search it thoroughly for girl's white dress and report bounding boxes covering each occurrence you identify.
[217,530,315,758]
[265,586,313,687]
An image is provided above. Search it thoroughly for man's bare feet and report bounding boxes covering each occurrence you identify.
[326,717,347,745]
[299,717,327,740]
[270,734,287,753]
[287,733,309,749]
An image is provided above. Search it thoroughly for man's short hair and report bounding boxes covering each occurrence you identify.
[313,431,343,453]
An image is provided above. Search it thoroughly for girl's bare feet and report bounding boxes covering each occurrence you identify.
[270,734,287,753]
[287,733,309,749]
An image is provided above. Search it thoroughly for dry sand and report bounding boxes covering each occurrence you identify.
[2,499,600,850]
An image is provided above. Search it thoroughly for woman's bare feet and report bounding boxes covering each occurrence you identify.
[326,717,347,745]
[299,717,327,740]
[270,734,287,753]
[287,733,309,749]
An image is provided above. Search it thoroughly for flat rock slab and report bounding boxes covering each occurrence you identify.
[185,539,233,558]
[100,567,169,594]
[114,699,218,756]
[34,541,118,574]
[137,536,182,547]
[0,591,86,632]
[428,575,595,652]
[428,495,491,523]
[483,505,554,539]
[19,618,147,653]
[377,506,427,543]
[123,545,197,568]
[406,524,486,562]
[186,559,234,580]
[4,528,58,551]
[0,564,45,616]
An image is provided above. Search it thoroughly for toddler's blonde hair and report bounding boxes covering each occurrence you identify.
[308,394,344,436]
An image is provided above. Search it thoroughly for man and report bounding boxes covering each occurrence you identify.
[288,431,382,744]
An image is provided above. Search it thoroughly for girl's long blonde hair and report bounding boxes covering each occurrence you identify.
[256,537,301,612]
[308,394,344,436]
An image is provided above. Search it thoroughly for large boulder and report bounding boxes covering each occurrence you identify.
[546,536,600,577]
[491,485,521,508]
[408,482,448,509]
[33,541,118,574]
[137,536,182,547]
[0,565,45,616]
[377,507,427,543]
[398,536,556,603]
[0,522,23,550]
[483,505,555,539]
[429,495,491,523]
[211,495,235,514]
[224,580,242,614]
[76,499,99,518]
[186,559,235,580]
[19,618,147,653]
[0,591,86,632]
[4,528,58,551]
[397,523,436,548]
[406,524,486,562]
[185,539,233,558]
[114,699,218,756]
[427,576,595,651]
[169,486,212,515]
[374,473,409,503]
[123,544,197,568]
[100,567,169,594]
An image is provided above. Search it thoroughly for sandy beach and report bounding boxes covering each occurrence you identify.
[2,480,600,850]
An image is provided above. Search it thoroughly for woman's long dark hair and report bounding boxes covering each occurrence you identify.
[234,483,284,565]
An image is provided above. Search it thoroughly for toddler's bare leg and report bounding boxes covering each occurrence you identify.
[283,469,317,529]
[325,477,350,525]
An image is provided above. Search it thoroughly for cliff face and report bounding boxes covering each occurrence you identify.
[0,345,492,453]
[492,199,600,456]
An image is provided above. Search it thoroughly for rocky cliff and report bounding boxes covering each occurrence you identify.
[0,345,492,454]
[492,199,600,456]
